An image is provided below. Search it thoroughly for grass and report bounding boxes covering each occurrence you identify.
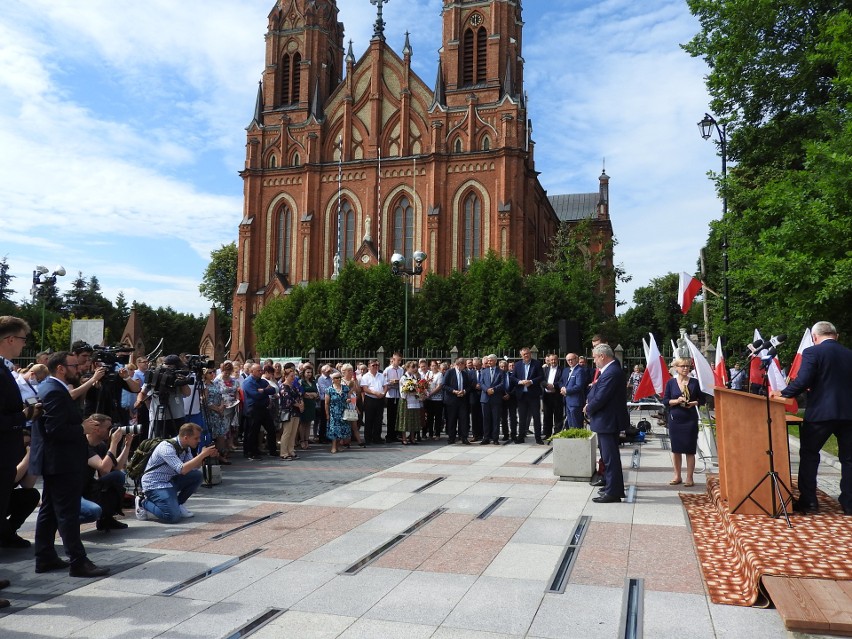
[787,424,839,457]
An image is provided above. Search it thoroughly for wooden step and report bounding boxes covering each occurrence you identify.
[763,576,852,636]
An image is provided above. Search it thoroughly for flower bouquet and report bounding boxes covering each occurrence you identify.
[400,377,418,397]
[416,377,430,400]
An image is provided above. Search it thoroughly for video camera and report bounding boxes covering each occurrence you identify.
[92,344,135,383]
[184,354,215,375]
[144,366,191,395]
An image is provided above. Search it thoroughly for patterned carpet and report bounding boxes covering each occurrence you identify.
[681,475,852,606]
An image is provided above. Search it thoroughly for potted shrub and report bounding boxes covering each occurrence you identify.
[549,428,597,481]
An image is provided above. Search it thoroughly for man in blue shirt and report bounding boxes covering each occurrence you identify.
[137,422,218,523]
[241,363,278,460]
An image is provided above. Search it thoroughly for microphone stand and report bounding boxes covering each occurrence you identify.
[732,357,793,527]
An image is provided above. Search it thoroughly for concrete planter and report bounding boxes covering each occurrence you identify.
[552,432,598,481]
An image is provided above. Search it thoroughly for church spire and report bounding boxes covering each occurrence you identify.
[502,52,515,99]
[402,30,412,56]
[248,80,264,128]
[346,39,355,65]
[432,58,446,109]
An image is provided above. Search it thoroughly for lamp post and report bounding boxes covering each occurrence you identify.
[31,265,66,351]
[698,112,729,336]
[391,250,427,356]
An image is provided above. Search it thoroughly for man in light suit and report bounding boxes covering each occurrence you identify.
[586,344,628,503]
[479,355,504,445]
[560,353,587,430]
[32,352,109,577]
[513,347,543,444]
[443,358,472,445]
[771,321,852,514]
[542,353,564,440]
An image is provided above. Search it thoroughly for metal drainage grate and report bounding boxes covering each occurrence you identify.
[531,447,553,465]
[477,496,508,520]
[413,477,446,493]
[631,448,641,469]
[546,515,591,593]
[343,508,447,575]
[210,512,283,540]
[618,577,644,639]
[161,548,265,596]
[221,608,285,639]
[626,484,638,504]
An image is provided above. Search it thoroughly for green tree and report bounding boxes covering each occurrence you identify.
[199,242,238,318]
[686,3,852,353]
[0,256,15,302]
[131,302,206,355]
[618,273,703,349]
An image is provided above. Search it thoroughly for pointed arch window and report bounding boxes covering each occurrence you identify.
[463,192,481,267]
[481,136,491,151]
[277,205,292,277]
[280,51,302,106]
[341,200,355,261]
[268,154,277,168]
[292,152,301,167]
[454,138,463,153]
[462,25,487,86]
[393,195,414,266]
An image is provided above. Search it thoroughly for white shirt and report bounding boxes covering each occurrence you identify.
[360,371,386,396]
[383,365,402,398]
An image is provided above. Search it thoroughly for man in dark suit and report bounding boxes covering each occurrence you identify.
[542,353,564,440]
[513,347,543,443]
[32,352,109,578]
[479,355,504,445]
[771,321,852,514]
[468,358,484,441]
[499,359,518,441]
[443,358,472,444]
[0,316,35,608]
[586,344,628,503]
[560,353,587,430]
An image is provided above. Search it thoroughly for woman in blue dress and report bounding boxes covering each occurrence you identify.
[662,357,705,487]
[325,371,351,453]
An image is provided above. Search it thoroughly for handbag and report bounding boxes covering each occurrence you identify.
[279,408,291,422]
[343,407,358,421]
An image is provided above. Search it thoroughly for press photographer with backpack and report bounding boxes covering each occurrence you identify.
[133,422,218,523]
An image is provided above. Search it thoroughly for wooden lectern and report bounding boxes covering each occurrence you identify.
[714,387,793,516]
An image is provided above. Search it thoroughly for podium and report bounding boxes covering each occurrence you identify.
[714,387,793,515]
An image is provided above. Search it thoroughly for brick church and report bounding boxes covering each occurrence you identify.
[231,0,614,359]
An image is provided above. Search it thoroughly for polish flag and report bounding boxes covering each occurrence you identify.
[787,327,813,381]
[678,272,703,314]
[633,333,671,400]
[685,337,716,396]
[713,336,728,388]
[766,357,798,413]
[748,329,765,386]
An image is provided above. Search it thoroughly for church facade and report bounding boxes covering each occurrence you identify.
[231,0,614,359]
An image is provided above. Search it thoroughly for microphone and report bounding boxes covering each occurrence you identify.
[768,334,787,349]
[760,335,788,363]
[744,337,767,356]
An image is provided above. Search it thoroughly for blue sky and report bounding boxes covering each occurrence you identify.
[0,0,718,318]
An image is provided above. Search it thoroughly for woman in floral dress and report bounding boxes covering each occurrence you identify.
[203,368,230,464]
[325,371,351,453]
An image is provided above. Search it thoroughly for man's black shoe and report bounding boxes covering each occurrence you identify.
[35,557,71,573]
[480,440,491,445]
[69,559,109,578]
[592,494,621,504]
[447,439,456,444]
[0,534,31,548]
[591,478,606,487]
[96,517,128,531]
[515,438,526,444]
[0,598,8,609]
[535,438,544,445]
[460,440,470,445]
[501,435,510,441]
[0,578,9,589]
[792,499,819,514]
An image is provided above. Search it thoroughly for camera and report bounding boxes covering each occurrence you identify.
[144,366,191,394]
[23,397,39,407]
[184,354,215,374]
[112,424,143,437]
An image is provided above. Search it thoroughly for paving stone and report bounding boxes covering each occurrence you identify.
[442,575,544,635]
[337,618,436,638]
[364,571,476,626]
[483,542,565,582]
[527,585,623,639]
[221,560,343,609]
[289,567,409,617]
[249,611,357,639]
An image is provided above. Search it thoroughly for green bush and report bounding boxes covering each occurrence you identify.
[548,428,593,440]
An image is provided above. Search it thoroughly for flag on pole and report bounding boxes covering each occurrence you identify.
[642,337,650,361]
[633,333,671,400]
[685,337,716,396]
[787,327,813,381]
[748,329,764,387]
[713,336,728,388]
[678,272,703,314]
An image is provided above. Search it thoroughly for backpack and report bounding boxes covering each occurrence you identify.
[126,437,182,483]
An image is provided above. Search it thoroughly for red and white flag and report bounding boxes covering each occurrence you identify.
[787,327,813,381]
[633,333,671,399]
[748,329,765,386]
[685,337,716,396]
[678,272,703,314]
[749,329,798,412]
[713,336,728,388]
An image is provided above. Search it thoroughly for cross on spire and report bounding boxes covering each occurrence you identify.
[370,0,389,41]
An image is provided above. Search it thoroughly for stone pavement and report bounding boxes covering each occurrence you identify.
[0,428,842,639]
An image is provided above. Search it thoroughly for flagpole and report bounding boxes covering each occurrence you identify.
[700,251,710,351]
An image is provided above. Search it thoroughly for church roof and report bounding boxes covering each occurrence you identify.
[548,193,599,221]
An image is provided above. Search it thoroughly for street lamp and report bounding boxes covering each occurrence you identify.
[391,250,427,355]
[31,265,66,351]
[698,112,730,335]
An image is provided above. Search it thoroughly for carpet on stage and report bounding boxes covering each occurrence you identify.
[680,475,852,606]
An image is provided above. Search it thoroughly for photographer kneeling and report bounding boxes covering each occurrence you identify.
[81,414,134,531]
[136,423,217,523]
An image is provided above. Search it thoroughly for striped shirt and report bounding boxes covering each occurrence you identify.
[140,438,194,491]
